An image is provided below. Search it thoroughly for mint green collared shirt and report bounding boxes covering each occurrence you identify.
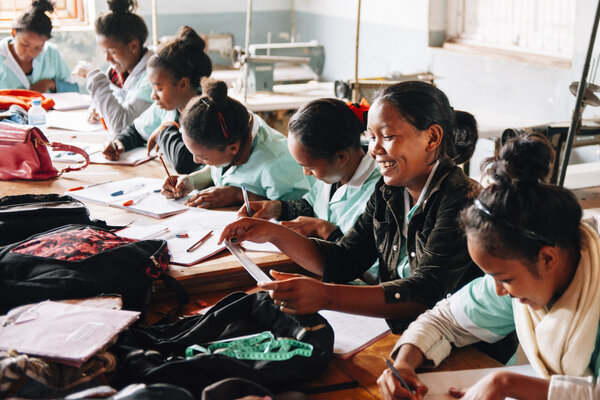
[132,102,178,140]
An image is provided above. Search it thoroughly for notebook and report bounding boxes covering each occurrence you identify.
[89,148,157,166]
[46,92,93,111]
[0,300,139,367]
[67,177,189,219]
[318,310,391,359]
[46,110,103,132]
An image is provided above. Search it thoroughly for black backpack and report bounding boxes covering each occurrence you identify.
[0,224,187,313]
[110,291,334,397]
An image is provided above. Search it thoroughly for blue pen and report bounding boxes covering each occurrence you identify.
[110,183,145,197]
[241,185,252,217]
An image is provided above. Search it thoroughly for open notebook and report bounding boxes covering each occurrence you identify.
[89,148,157,166]
[46,92,92,111]
[67,177,189,219]
[46,110,103,132]
[0,300,139,367]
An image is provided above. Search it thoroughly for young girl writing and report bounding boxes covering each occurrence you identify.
[240,98,380,241]
[0,0,78,92]
[102,26,212,174]
[377,132,598,400]
[161,78,312,208]
[219,81,481,332]
[72,0,153,132]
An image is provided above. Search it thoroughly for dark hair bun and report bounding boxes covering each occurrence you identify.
[201,78,228,105]
[488,131,554,184]
[178,25,206,52]
[31,0,54,13]
[452,110,478,165]
[107,0,136,14]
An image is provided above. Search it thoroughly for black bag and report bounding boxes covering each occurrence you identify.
[0,224,187,314]
[111,292,334,397]
[0,194,111,246]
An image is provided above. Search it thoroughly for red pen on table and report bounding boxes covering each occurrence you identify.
[122,192,151,206]
[100,117,117,151]
[68,180,113,191]
[186,230,214,253]
[158,153,177,188]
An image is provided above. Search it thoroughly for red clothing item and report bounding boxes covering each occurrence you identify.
[0,89,55,111]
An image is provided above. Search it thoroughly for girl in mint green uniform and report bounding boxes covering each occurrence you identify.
[241,98,380,241]
[379,132,600,400]
[161,78,312,209]
[0,0,77,93]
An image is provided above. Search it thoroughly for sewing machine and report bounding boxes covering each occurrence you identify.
[232,41,325,92]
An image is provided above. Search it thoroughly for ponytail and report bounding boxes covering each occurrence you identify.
[14,0,54,38]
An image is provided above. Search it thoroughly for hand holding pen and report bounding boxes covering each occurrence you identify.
[161,174,192,199]
[378,354,425,400]
[100,117,124,161]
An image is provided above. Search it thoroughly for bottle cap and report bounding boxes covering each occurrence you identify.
[32,98,42,106]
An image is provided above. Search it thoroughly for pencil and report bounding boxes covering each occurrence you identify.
[100,117,117,151]
[186,230,214,253]
[158,153,176,187]
[242,185,252,217]
[382,355,415,395]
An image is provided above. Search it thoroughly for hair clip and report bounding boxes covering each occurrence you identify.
[217,112,229,138]
[473,199,555,246]
[346,97,370,125]
[201,98,210,107]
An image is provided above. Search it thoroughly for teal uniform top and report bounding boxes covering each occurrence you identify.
[303,152,380,234]
[210,113,313,201]
[449,274,600,377]
[0,37,78,92]
[132,102,178,140]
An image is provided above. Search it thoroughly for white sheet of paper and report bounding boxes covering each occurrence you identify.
[89,148,157,166]
[46,92,92,111]
[46,110,103,132]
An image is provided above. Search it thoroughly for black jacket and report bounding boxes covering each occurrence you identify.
[313,156,482,332]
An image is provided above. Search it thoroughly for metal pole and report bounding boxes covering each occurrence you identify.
[243,0,253,102]
[557,0,600,186]
[291,0,296,43]
[353,0,361,102]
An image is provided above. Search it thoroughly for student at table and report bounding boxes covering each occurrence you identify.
[102,26,212,174]
[0,0,78,93]
[161,78,313,208]
[72,0,153,132]
[377,132,599,400]
[219,81,481,332]
[239,98,380,241]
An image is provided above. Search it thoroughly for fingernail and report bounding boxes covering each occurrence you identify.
[230,237,238,243]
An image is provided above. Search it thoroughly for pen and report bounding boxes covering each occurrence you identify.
[186,230,214,253]
[111,183,145,197]
[122,191,151,206]
[158,153,176,187]
[382,355,415,395]
[68,179,114,191]
[100,117,117,151]
[242,185,252,217]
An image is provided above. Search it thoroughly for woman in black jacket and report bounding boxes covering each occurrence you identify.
[219,81,482,332]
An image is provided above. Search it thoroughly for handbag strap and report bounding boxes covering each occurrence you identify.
[49,142,90,174]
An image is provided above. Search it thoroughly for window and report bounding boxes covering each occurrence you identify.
[0,0,89,30]
[446,0,574,59]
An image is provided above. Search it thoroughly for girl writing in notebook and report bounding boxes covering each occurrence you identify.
[101,26,212,174]
[72,0,153,132]
[219,81,481,333]
[377,132,599,400]
[0,0,78,92]
[239,98,380,241]
[161,78,312,208]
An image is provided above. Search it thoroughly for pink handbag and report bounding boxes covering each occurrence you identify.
[0,122,89,181]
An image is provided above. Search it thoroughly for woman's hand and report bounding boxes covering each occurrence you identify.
[185,186,242,208]
[447,372,546,400]
[87,108,100,124]
[378,359,427,400]
[219,217,281,245]
[72,61,94,79]
[102,141,124,161]
[30,79,56,93]
[258,271,330,314]
[161,175,192,199]
[237,200,282,219]
[281,217,337,239]
[146,128,161,155]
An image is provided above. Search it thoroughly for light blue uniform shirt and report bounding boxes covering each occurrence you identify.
[0,37,78,92]
[449,274,600,376]
[132,102,177,140]
[211,113,313,201]
[303,152,380,234]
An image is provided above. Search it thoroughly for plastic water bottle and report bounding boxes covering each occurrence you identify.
[28,97,46,131]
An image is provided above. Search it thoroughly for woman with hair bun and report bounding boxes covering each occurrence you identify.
[161,77,312,208]
[103,26,212,174]
[73,0,153,132]
[220,81,482,332]
[378,132,600,400]
[0,0,78,92]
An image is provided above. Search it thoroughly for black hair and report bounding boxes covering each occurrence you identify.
[460,131,582,270]
[95,0,148,46]
[14,0,54,38]
[147,26,212,89]
[181,78,249,149]
[287,98,365,160]
[372,80,478,165]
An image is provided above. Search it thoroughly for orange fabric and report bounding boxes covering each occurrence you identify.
[0,89,55,111]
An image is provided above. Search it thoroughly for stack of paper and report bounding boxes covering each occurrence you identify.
[46,110,103,132]
[90,148,157,166]
[0,300,139,367]
[46,92,92,111]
